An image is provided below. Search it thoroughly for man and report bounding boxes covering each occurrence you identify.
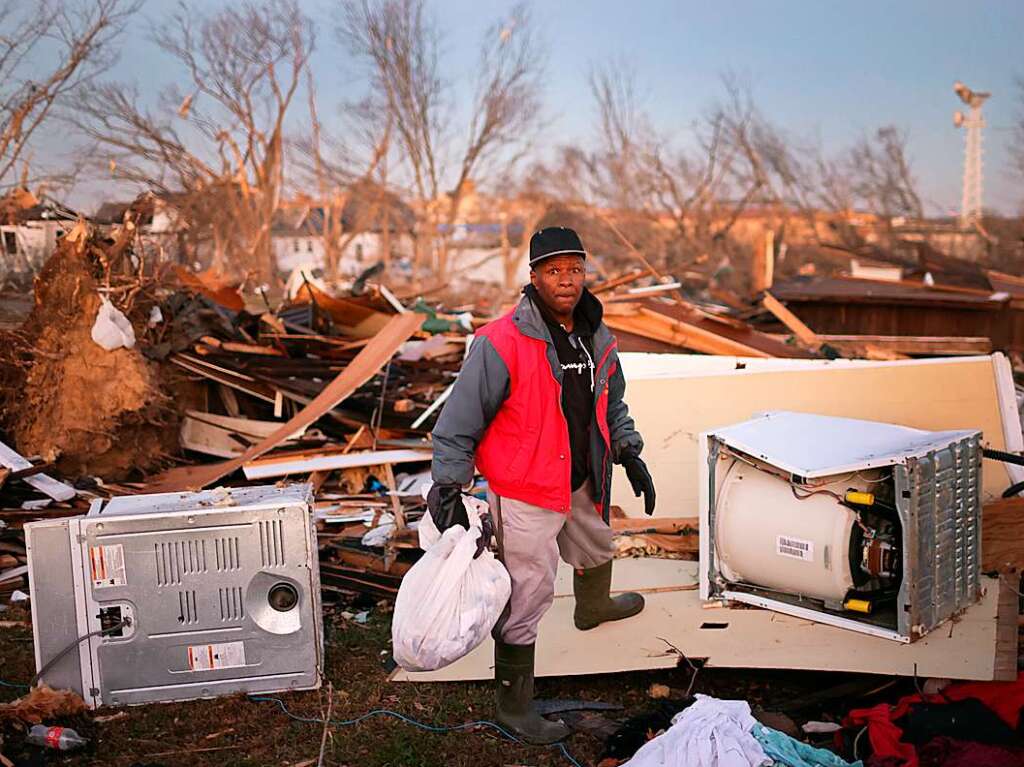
[429,226,655,744]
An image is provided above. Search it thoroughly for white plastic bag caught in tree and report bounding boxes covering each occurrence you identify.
[91,297,136,351]
[392,495,510,672]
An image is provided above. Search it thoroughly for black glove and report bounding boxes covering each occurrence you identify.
[427,484,492,558]
[476,512,494,560]
[623,456,656,516]
[427,484,469,531]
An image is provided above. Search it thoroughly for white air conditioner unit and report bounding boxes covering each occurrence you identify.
[699,412,982,643]
[26,484,323,708]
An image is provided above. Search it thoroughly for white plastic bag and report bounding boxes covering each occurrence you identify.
[392,495,510,672]
[91,297,136,351]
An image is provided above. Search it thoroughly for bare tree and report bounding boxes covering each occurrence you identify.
[559,69,803,277]
[292,72,396,279]
[72,0,314,282]
[845,126,922,220]
[0,0,139,192]
[337,0,545,282]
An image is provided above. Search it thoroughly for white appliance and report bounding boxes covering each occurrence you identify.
[26,484,323,707]
[699,412,983,642]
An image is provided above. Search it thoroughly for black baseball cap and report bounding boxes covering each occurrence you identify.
[529,227,586,269]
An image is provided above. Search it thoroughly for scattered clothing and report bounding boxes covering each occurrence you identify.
[623,695,770,767]
[603,701,692,763]
[846,671,1024,767]
[895,698,1019,746]
[753,723,862,767]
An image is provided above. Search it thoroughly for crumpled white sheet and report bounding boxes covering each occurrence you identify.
[623,695,771,767]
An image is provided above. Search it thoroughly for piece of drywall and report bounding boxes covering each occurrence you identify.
[393,559,1009,683]
[612,354,1019,518]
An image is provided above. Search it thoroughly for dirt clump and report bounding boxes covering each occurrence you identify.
[3,224,176,480]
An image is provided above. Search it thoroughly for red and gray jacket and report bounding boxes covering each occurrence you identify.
[431,288,643,517]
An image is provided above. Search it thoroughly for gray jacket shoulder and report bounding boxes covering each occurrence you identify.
[430,335,511,486]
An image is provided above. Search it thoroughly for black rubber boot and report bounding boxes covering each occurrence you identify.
[573,560,645,630]
[494,640,571,744]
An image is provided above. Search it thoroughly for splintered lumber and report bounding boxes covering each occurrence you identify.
[243,448,431,480]
[170,353,280,404]
[762,292,820,349]
[590,268,654,295]
[292,282,394,338]
[610,516,698,535]
[604,304,772,357]
[148,312,423,492]
[0,440,75,502]
[180,411,309,458]
[818,335,991,357]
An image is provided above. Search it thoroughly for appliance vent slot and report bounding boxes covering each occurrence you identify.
[259,519,286,567]
[155,540,209,586]
[214,536,241,571]
[177,589,198,624]
[218,586,245,622]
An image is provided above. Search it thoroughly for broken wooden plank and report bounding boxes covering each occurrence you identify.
[819,335,992,356]
[243,448,431,480]
[590,268,653,295]
[180,411,309,459]
[0,440,75,502]
[604,306,773,357]
[149,312,423,491]
[762,292,821,349]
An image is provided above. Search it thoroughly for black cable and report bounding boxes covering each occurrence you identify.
[983,448,1024,467]
[30,619,128,687]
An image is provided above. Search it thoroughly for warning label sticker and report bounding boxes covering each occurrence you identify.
[187,641,246,672]
[89,544,127,588]
[776,535,814,562]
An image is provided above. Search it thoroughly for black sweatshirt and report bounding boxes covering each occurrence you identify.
[527,286,596,491]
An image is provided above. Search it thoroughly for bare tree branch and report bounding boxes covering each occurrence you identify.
[0,0,140,190]
[71,0,315,281]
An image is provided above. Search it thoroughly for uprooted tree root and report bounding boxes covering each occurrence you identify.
[2,224,178,481]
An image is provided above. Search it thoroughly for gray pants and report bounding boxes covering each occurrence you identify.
[489,481,614,644]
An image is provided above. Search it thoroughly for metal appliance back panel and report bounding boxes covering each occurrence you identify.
[27,485,323,707]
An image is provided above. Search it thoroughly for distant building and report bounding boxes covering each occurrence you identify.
[273,183,416,277]
[0,190,80,283]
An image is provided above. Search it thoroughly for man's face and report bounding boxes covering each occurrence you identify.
[530,254,585,317]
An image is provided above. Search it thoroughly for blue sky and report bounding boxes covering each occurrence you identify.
[91,0,1024,214]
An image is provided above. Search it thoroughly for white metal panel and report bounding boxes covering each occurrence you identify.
[705,411,979,478]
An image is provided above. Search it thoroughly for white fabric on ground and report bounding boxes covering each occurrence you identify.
[623,694,770,767]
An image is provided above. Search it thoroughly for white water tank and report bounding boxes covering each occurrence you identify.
[715,460,864,602]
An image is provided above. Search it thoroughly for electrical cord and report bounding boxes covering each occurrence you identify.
[249,693,585,767]
[30,618,129,688]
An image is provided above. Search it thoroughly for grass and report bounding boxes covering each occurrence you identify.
[0,601,880,767]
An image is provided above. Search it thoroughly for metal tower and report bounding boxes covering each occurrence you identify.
[953,81,990,228]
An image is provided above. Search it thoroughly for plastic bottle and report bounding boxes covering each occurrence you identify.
[26,724,88,750]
